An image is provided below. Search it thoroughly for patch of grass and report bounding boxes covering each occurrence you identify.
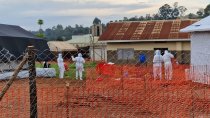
[35,61,97,79]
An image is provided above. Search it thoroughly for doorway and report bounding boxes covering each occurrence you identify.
[154,48,168,55]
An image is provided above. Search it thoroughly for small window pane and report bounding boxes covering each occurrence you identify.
[117,48,134,60]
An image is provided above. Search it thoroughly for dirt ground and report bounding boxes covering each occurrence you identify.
[0,78,152,118]
[0,64,210,118]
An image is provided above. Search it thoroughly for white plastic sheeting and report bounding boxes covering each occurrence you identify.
[0,68,56,80]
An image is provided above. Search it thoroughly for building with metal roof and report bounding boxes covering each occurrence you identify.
[99,19,198,64]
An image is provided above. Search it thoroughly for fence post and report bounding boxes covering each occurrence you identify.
[66,82,70,118]
[28,46,38,118]
[190,87,195,118]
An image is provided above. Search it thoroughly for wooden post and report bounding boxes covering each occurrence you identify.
[144,74,147,94]
[28,46,38,118]
[191,87,195,118]
[92,35,95,62]
[66,82,70,118]
[121,65,124,90]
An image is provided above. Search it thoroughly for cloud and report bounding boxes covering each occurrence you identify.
[0,0,208,30]
[20,0,155,17]
[52,0,149,5]
[147,0,208,14]
[126,4,160,15]
[22,8,121,17]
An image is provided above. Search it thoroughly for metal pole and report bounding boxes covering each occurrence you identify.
[28,46,38,118]
[93,35,95,61]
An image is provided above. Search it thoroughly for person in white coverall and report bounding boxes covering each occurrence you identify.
[163,50,174,80]
[71,53,85,80]
[57,53,65,79]
[153,50,163,80]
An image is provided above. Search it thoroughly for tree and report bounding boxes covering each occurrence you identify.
[37,19,44,30]
[139,16,145,21]
[93,17,101,24]
[145,14,152,20]
[171,8,179,19]
[178,6,187,17]
[171,2,180,19]
[37,19,44,38]
[204,4,210,17]
[158,2,187,20]
[33,23,90,40]
[36,33,45,38]
[196,8,204,18]
[152,14,160,20]
[63,26,73,40]
[158,4,173,19]
[129,16,138,21]
[188,13,197,19]
[123,17,128,21]
[56,36,64,41]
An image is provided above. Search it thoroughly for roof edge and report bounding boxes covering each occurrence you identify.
[99,39,190,43]
[109,19,199,24]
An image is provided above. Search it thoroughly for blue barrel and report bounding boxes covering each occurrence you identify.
[139,54,146,63]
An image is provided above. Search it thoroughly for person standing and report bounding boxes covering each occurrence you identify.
[153,50,163,80]
[57,53,65,79]
[163,50,174,80]
[43,60,51,68]
[71,53,85,80]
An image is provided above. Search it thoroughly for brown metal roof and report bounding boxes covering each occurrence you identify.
[99,19,198,41]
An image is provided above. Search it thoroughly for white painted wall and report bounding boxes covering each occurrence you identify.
[190,32,210,84]
[191,32,210,65]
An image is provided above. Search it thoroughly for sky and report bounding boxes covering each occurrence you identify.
[0,0,209,31]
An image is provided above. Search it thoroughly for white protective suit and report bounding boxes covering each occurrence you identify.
[71,53,85,80]
[163,50,174,80]
[153,50,163,80]
[57,53,65,79]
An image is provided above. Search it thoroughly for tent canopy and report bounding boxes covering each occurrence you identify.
[0,24,51,61]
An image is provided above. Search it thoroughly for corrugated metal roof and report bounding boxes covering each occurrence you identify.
[180,16,210,32]
[48,41,77,52]
[67,34,99,44]
[99,19,198,41]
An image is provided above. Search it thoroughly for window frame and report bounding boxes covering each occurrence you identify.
[117,48,134,60]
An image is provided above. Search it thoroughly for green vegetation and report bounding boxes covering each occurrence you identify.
[36,19,45,38]
[32,24,90,41]
[37,19,44,30]
[117,3,210,21]
[36,61,97,79]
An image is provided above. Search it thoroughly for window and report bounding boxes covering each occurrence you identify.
[97,26,100,36]
[117,48,134,60]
